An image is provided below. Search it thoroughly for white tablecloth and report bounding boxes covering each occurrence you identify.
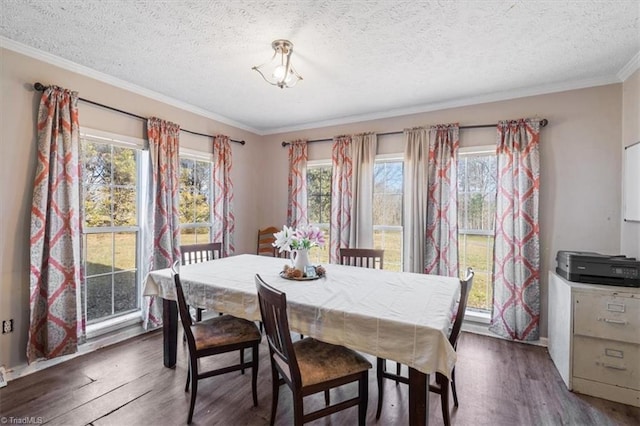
[144,254,460,379]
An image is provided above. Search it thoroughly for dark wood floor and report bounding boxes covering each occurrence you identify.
[1,330,638,426]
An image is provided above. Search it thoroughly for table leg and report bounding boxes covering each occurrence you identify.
[409,367,429,426]
[162,298,178,368]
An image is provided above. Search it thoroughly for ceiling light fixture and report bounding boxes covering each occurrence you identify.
[252,39,303,89]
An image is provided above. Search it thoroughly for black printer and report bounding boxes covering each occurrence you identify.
[556,251,640,287]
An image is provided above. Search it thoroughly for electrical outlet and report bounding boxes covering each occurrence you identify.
[2,319,13,334]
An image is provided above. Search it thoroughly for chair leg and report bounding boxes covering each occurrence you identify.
[438,374,451,426]
[251,345,259,407]
[240,349,245,375]
[324,389,330,406]
[269,367,280,426]
[451,367,459,407]
[376,357,384,420]
[196,308,203,322]
[185,362,191,392]
[358,372,368,426]
[396,362,401,385]
[293,390,304,426]
[187,362,198,424]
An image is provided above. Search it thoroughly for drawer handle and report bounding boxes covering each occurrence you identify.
[602,363,627,371]
[606,303,625,313]
[598,317,628,325]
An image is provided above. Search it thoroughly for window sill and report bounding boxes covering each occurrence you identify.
[464,310,491,324]
[86,311,142,339]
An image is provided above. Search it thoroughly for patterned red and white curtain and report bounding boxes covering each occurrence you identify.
[287,139,308,228]
[425,124,459,276]
[28,86,83,363]
[330,136,353,263]
[143,117,181,329]
[489,119,541,341]
[213,135,235,256]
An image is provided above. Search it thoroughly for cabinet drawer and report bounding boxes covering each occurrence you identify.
[574,292,640,343]
[573,336,640,390]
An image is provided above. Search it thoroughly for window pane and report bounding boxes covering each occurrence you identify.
[373,193,385,224]
[308,195,321,224]
[179,157,212,246]
[86,275,113,321]
[181,227,197,245]
[306,165,332,260]
[84,185,111,227]
[81,135,140,325]
[180,227,211,245]
[386,194,402,226]
[196,227,211,244]
[320,196,331,224]
[114,271,137,313]
[83,142,111,186]
[114,232,136,271]
[373,160,403,271]
[86,233,113,276]
[458,153,496,313]
[112,147,136,186]
[194,188,210,223]
[113,188,136,226]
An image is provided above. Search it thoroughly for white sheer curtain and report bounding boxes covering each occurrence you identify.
[349,133,377,248]
[403,127,429,273]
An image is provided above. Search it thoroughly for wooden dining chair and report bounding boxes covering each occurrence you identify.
[257,226,288,258]
[375,268,475,426]
[255,274,372,426]
[180,242,222,321]
[172,262,261,424]
[339,248,384,269]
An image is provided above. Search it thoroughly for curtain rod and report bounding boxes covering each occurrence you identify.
[33,82,246,145]
[280,118,549,147]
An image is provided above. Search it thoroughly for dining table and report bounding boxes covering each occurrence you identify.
[144,254,461,426]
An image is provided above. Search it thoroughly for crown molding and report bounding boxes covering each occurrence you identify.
[617,50,640,82]
[0,36,261,135]
[262,74,621,135]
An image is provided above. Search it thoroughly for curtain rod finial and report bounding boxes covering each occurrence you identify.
[34,82,45,91]
[282,141,288,147]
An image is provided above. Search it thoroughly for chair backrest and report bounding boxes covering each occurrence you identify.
[449,268,474,347]
[171,261,196,349]
[339,248,385,269]
[257,226,281,257]
[180,242,222,265]
[255,274,302,389]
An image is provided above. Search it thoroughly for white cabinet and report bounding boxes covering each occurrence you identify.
[548,271,640,407]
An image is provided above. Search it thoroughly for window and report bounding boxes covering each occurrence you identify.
[179,154,213,245]
[81,133,141,325]
[307,162,331,264]
[373,157,403,271]
[457,147,497,313]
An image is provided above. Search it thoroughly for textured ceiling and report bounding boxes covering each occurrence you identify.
[1,1,638,134]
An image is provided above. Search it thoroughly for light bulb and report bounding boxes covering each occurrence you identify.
[272,65,286,81]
